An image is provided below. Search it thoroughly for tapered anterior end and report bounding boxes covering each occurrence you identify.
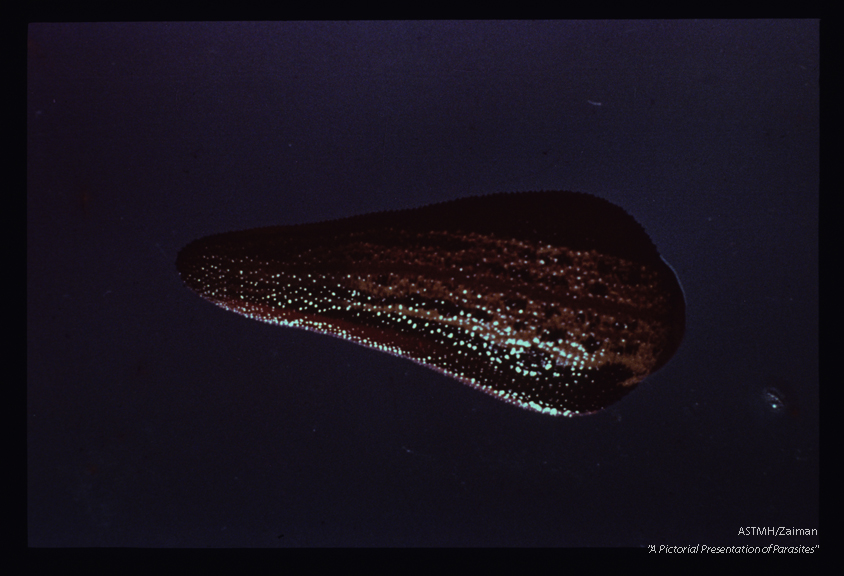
[176,234,232,301]
[175,238,205,294]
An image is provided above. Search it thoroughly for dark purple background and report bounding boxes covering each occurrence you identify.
[28,21,818,547]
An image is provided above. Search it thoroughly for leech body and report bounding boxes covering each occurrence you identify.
[176,191,685,416]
